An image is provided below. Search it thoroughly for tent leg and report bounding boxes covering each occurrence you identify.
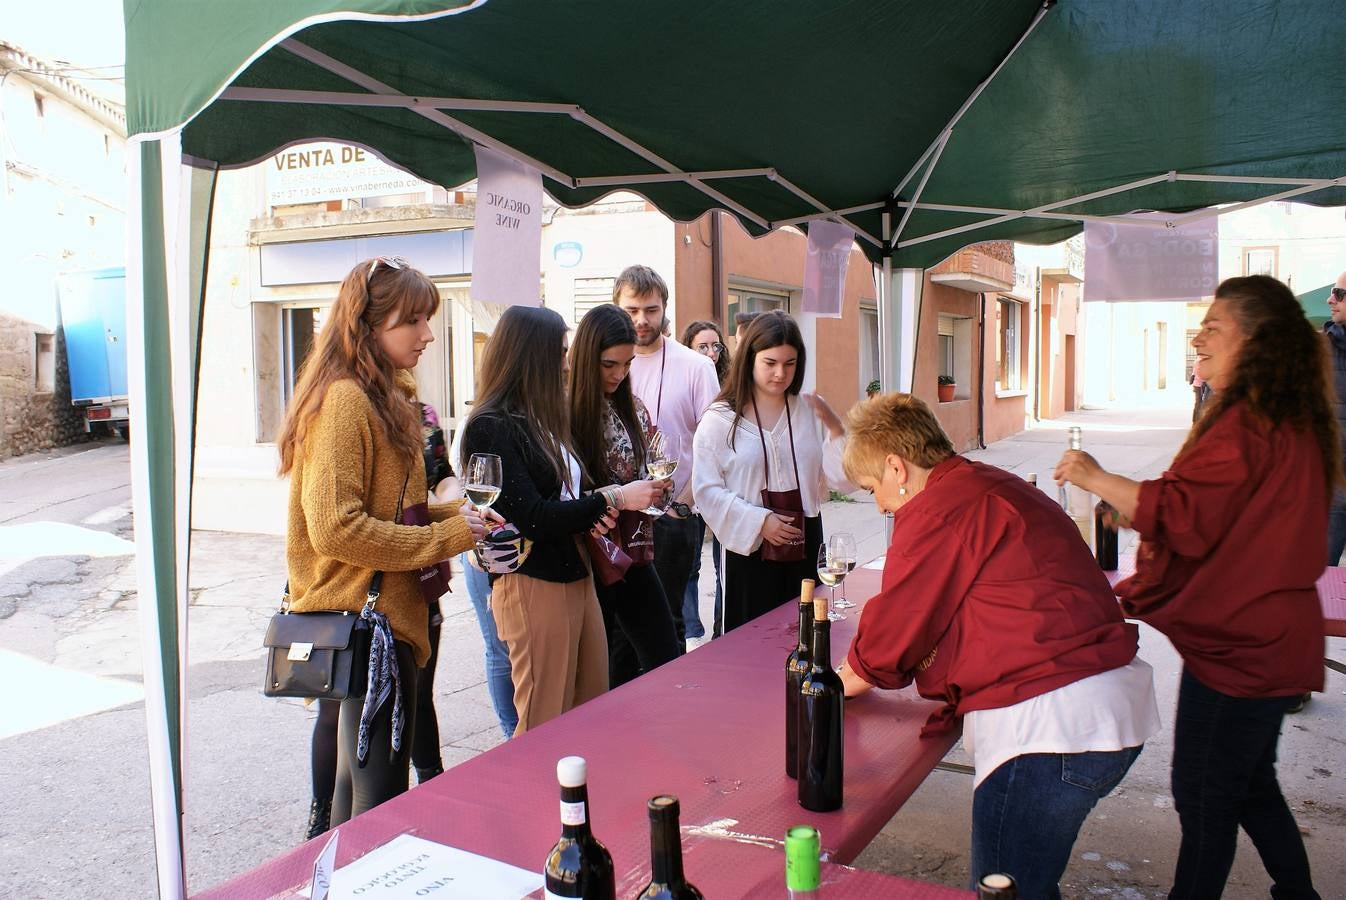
[127,138,187,900]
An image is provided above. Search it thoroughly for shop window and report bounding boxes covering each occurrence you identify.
[573,276,615,325]
[938,314,974,399]
[35,333,55,393]
[727,287,790,335]
[1242,246,1277,278]
[859,303,880,394]
[996,298,1024,392]
[282,306,325,409]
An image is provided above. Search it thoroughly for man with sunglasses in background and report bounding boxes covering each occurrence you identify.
[1324,272,1346,567]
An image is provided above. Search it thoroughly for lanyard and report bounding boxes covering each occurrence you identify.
[751,397,801,493]
[654,339,667,425]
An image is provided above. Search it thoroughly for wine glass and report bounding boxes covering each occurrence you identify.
[465,453,503,547]
[816,543,846,621]
[642,431,680,516]
[830,532,857,609]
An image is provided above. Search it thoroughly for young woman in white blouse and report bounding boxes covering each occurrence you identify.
[692,311,852,634]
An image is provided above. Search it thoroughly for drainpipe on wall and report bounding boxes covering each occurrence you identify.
[710,211,724,323]
[977,292,987,449]
[1033,265,1042,422]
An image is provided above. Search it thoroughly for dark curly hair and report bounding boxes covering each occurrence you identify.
[1182,275,1342,496]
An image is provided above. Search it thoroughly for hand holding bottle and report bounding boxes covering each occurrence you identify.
[1053,448,1103,492]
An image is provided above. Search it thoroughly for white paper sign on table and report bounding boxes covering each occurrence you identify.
[305,831,339,900]
[327,833,542,899]
[470,144,543,307]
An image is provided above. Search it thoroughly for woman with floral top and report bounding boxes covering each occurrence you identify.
[570,304,681,687]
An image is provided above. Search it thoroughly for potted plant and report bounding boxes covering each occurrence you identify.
[937,374,957,403]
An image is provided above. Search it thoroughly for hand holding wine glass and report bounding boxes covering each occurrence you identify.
[830,532,857,609]
[641,431,680,516]
[816,543,847,621]
[465,453,503,548]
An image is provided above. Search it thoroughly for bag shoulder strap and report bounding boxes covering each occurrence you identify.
[751,396,801,493]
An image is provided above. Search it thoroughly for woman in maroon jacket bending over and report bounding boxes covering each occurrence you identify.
[839,393,1159,899]
[1056,275,1333,900]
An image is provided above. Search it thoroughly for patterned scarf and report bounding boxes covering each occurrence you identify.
[356,606,404,766]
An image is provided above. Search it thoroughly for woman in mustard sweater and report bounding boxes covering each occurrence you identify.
[277,256,489,826]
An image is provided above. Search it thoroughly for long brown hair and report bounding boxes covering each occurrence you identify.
[277,258,438,476]
[681,319,732,383]
[462,305,573,492]
[1183,275,1343,495]
[715,310,807,449]
[569,304,644,488]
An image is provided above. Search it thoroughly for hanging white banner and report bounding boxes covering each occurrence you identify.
[470,146,543,307]
[801,220,853,317]
[1083,214,1219,302]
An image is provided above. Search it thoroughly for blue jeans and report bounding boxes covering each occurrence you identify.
[1328,489,1346,566]
[1170,669,1319,899]
[682,517,707,638]
[971,746,1142,898]
[461,553,517,739]
[653,514,701,650]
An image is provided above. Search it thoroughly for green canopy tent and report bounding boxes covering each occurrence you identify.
[1298,284,1335,329]
[122,1,1346,894]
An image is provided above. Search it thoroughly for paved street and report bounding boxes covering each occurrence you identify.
[2,393,1343,898]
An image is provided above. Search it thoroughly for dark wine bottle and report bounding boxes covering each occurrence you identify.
[784,825,821,899]
[631,795,703,899]
[544,756,616,900]
[785,579,816,779]
[1094,499,1119,570]
[977,872,1018,898]
[798,597,843,812]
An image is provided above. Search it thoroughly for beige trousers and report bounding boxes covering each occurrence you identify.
[492,570,608,734]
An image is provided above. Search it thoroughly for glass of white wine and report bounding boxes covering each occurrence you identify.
[465,452,503,547]
[816,543,846,621]
[642,431,679,516]
[830,532,857,609]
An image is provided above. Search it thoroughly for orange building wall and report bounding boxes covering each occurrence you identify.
[915,281,982,452]
[673,211,873,414]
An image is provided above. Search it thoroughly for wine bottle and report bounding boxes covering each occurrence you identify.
[784,825,821,899]
[631,795,703,899]
[544,757,616,900]
[977,872,1018,898]
[798,597,843,812]
[785,579,816,779]
[1059,426,1093,547]
[1094,498,1119,570]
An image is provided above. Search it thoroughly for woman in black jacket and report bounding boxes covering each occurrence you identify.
[460,306,667,733]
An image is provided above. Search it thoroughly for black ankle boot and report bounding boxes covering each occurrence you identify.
[304,797,331,841]
[415,763,444,785]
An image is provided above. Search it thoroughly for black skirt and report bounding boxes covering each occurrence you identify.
[721,515,824,635]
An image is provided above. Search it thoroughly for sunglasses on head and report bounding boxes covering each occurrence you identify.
[368,256,408,283]
[1331,287,1346,303]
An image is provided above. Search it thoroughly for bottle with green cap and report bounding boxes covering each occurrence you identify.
[785,825,820,899]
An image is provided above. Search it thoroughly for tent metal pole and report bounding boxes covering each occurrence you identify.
[765,171,884,248]
[574,168,774,187]
[774,200,885,229]
[565,108,769,228]
[888,0,1054,202]
[1173,174,1332,186]
[896,200,1173,227]
[279,40,574,186]
[220,86,581,115]
[1167,175,1345,225]
[891,131,950,246]
[896,171,1175,249]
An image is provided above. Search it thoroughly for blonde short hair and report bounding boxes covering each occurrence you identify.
[842,393,955,483]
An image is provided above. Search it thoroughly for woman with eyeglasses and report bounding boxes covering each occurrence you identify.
[278,257,492,829]
[680,320,732,640]
[460,305,670,733]
[571,305,681,687]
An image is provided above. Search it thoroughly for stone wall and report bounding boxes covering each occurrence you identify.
[0,312,88,457]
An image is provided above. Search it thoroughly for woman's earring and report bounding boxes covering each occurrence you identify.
[898,485,907,496]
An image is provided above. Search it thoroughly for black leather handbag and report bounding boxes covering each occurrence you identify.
[262,573,381,700]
